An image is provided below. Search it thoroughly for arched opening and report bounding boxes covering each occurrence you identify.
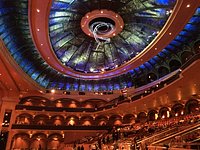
[66,116,79,126]
[171,103,184,117]
[95,115,108,126]
[55,100,63,107]
[34,114,49,125]
[158,66,169,78]
[123,114,135,124]
[193,40,200,53]
[137,112,147,123]
[148,110,158,121]
[80,116,94,126]
[159,107,170,119]
[181,51,193,63]
[15,113,33,125]
[146,73,157,83]
[23,100,33,106]
[82,103,94,108]
[68,101,78,108]
[51,115,65,126]
[11,133,30,150]
[169,59,181,72]
[108,115,122,126]
[185,99,199,114]
[47,133,63,150]
[30,133,47,150]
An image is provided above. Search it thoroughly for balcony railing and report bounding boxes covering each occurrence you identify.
[12,124,112,130]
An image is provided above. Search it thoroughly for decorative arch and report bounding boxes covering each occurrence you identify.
[158,66,169,78]
[147,110,158,121]
[171,103,184,116]
[80,115,94,126]
[146,72,157,83]
[34,114,49,125]
[47,133,64,149]
[185,99,199,114]
[81,102,94,108]
[15,113,33,125]
[159,107,170,119]
[20,96,50,107]
[95,115,108,126]
[30,133,47,150]
[54,100,64,108]
[169,59,182,72]
[193,40,200,53]
[108,115,122,126]
[67,100,80,108]
[181,51,193,63]
[12,133,30,150]
[66,115,79,126]
[137,112,147,123]
[123,114,135,124]
[50,115,65,126]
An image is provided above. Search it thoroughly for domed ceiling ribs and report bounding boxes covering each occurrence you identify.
[29,0,198,80]
[0,0,200,92]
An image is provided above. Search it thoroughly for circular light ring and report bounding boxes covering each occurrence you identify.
[81,9,124,38]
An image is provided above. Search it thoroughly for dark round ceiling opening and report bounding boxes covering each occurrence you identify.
[89,17,116,34]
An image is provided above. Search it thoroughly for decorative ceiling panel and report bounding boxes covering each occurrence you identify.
[0,1,199,91]
[49,0,176,73]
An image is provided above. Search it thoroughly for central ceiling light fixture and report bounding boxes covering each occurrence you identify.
[81,9,124,72]
[81,9,124,50]
[81,9,124,38]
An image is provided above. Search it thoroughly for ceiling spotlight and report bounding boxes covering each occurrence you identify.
[90,68,94,72]
[36,9,40,13]
[51,89,55,93]
[186,4,190,8]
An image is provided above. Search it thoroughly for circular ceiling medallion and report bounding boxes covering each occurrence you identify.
[81,9,124,38]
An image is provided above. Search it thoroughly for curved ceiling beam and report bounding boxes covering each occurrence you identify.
[0,39,44,94]
[29,0,200,80]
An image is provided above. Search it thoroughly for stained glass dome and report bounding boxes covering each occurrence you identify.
[0,0,200,91]
[49,0,175,73]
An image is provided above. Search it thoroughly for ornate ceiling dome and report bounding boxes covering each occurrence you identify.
[0,0,200,92]
[49,0,174,74]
